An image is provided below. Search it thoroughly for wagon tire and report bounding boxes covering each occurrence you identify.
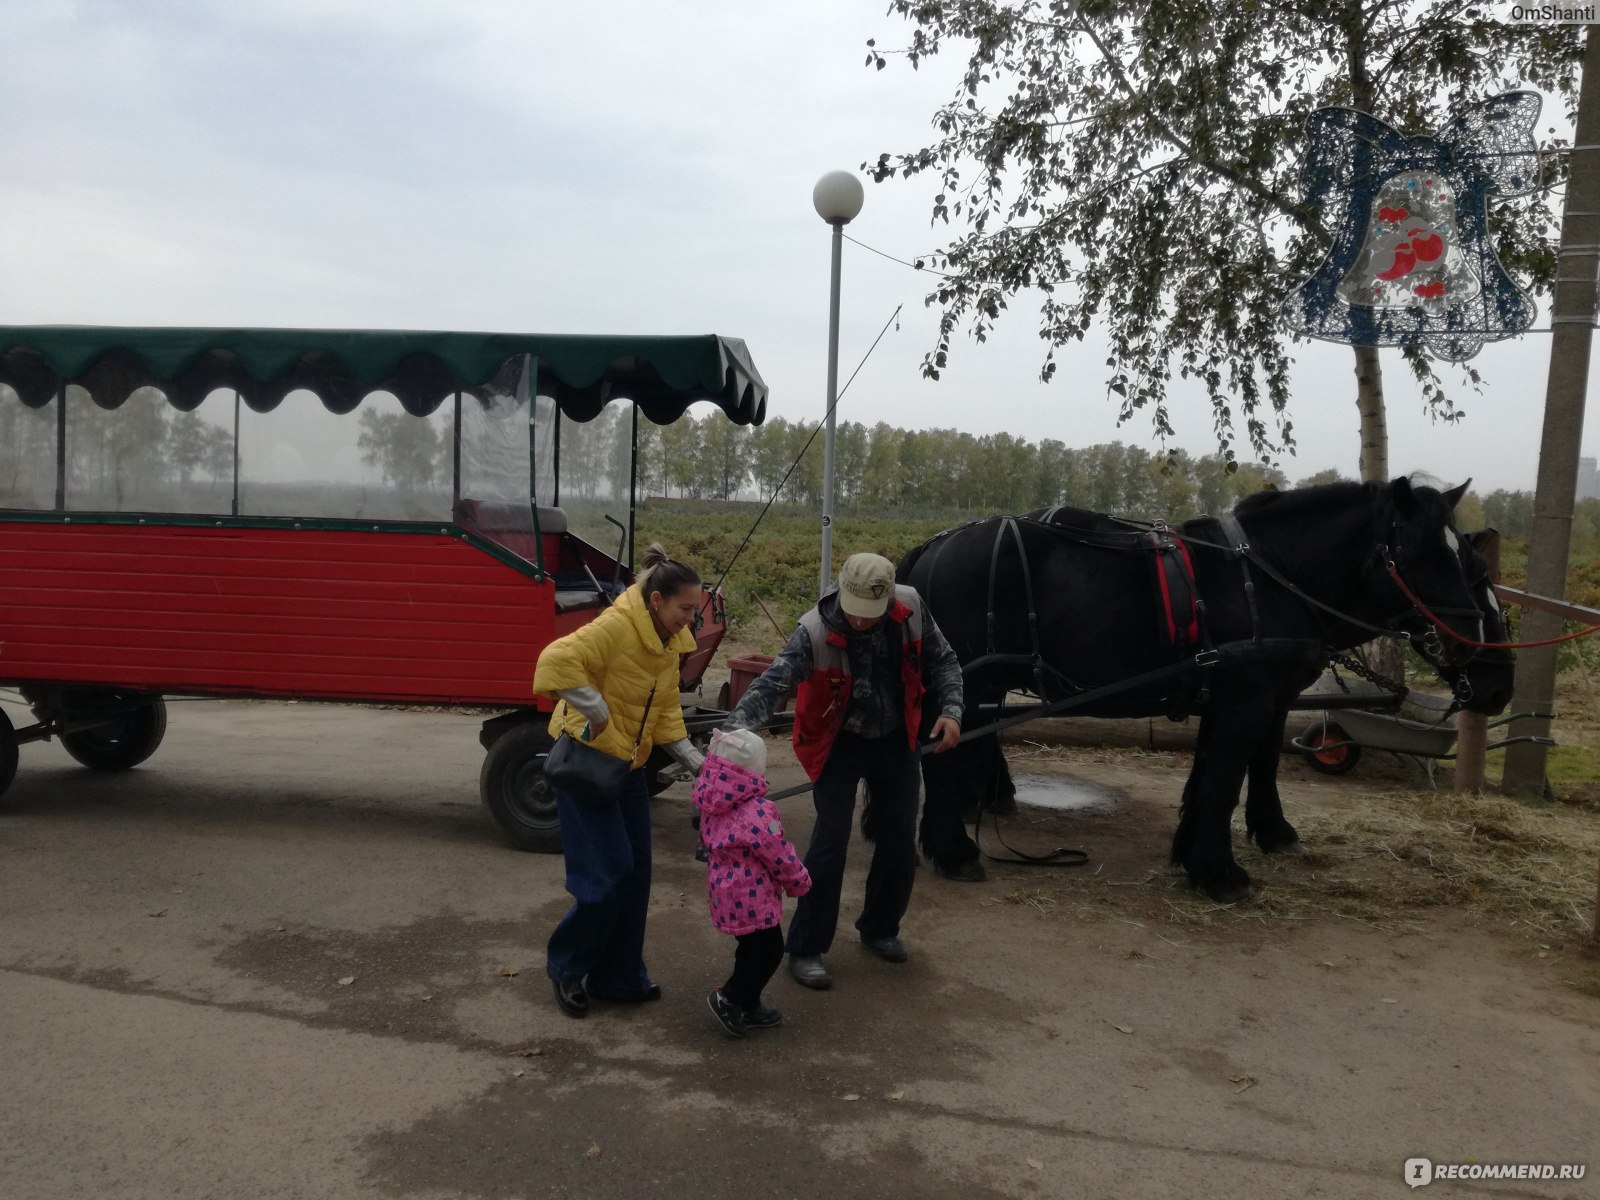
[60,697,167,771]
[1301,720,1361,775]
[480,722,563,853]
[0,709,18,799]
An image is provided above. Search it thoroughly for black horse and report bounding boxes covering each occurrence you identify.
[900,477,1508,904]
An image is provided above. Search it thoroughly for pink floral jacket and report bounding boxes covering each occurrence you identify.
[693,754,811,936]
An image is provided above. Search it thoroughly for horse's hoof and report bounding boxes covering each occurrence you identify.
[934,859,987,883]
[1200,880,1252,905]
[1259,839,1308,856]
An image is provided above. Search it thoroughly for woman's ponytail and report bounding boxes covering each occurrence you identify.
[639,542,700,597]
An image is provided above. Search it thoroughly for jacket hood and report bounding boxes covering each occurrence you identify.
[693,754,768,815]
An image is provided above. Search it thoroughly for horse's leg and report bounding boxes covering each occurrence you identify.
[1169,716,1213,870]
[919,733,987,882]
[1174,687,1276,904]
[960,744,1016,820]
[1245,701,1304,855]
[985,747,1018,817]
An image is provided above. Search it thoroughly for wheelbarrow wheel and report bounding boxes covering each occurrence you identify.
[0,709,18,799]
[59,695,167,771]
[1300,720,1361,776]
[480,722,563,854]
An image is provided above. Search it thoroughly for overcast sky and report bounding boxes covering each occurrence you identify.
[2,0,1593,496]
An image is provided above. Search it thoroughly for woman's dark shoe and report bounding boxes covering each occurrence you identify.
[552,977,589,1019]
[587,980,663,1004]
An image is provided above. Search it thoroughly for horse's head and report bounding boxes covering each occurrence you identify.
[1413,528,1515,715]
[1376,477,1485,674]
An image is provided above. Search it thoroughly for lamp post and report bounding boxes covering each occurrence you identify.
[813,169,864,595]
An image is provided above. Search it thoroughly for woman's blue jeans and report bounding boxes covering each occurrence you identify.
[545,767,654,994]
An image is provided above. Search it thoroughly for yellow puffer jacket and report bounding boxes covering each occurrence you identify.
[533,584,694,768]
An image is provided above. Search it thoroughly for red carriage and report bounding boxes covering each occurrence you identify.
[0,325,766,850]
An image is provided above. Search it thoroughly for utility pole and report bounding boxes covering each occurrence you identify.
[1503,22,1600,798]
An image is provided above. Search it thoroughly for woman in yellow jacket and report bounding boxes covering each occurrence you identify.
[533,544,707,1019]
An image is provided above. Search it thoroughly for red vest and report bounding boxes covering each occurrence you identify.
[792,586,929,781]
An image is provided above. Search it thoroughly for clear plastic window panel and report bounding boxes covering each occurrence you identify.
[0,386,58,511]
[557,401,635,569]
[457,355,537,563]
[63,385,234,514]
[238,389,453,521]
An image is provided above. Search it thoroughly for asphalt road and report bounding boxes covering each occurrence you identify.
[1,698,1596,1200]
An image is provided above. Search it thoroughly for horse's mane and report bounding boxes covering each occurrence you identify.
[1232,479,1377,518]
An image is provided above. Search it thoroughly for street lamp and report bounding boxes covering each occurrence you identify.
[813,169,864,596]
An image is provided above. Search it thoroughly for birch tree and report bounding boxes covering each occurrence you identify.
[866,2,1580,480]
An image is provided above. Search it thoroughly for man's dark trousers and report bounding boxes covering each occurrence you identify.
[785,731,920,956]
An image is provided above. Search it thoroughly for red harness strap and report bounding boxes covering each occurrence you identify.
[1147,531,1202,650]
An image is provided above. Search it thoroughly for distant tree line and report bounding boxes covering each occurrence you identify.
[615,407,1292,520]
[604,409,1600,536]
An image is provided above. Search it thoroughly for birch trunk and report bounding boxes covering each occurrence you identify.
[1353,344,1406,685]
[1354,344,1388,483]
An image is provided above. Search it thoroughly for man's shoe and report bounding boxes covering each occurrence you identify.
[933,858,987,883]
[552,977,589,1019]
[586,980,662,1004]
[743,1002,783,1029]
[707,990,747,1038]
[860,935,909,963]
[787,955,833,990]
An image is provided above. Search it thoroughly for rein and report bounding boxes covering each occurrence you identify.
[1386,564,1600,650]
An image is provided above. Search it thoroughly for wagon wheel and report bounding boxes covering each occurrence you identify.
[59,695,167,771]
[479,722,563,853]
[0,709,18,799]
[715,681,730,711]
[1300,720,1361,776]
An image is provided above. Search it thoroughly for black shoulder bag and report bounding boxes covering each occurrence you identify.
[544,686,655,808]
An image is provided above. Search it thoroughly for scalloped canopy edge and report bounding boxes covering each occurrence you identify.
[0,326,768,425]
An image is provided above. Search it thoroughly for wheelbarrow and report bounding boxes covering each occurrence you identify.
[1291,692,1556,785]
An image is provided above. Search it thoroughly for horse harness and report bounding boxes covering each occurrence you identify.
[937,509,1340,727]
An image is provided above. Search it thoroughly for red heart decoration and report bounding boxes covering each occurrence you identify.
[1377,245,1417,281]
[1379,206,1410,223]
[1413,281,1446,299]
[1410,232,1444,263]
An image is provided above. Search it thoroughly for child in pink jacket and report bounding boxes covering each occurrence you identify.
[694,728,811,1037]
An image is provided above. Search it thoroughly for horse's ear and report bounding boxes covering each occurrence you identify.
[1444,479,1470,510]
[1390,476,1418,514]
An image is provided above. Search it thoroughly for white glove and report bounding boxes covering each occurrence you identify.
[556,687,610,729]
[665,738,706,775]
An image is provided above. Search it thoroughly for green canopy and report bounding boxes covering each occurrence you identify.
[0,326,768,425]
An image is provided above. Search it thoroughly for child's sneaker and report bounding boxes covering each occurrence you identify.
[707,990,747,1038]
[742,1002,783,1029]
